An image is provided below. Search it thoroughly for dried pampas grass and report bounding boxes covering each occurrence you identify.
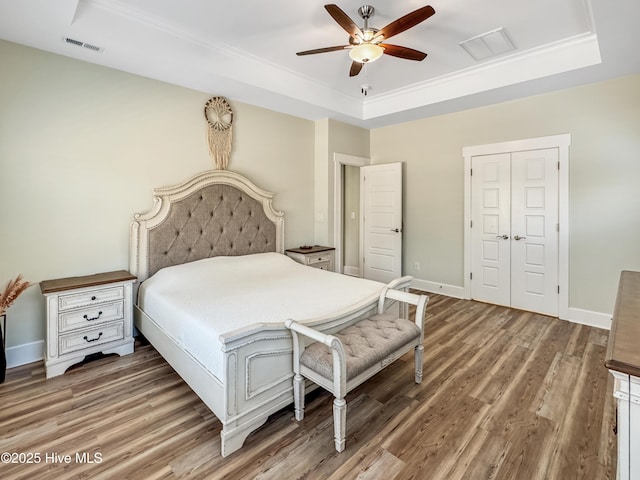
[0,275,31,316]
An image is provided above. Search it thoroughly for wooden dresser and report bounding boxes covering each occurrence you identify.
[40,270,136,378]
[605,270,640,480]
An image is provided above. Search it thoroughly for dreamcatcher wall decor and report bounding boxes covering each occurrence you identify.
[204,96,233,170]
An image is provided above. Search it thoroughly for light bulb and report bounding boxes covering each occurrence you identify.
[349,43,384,64]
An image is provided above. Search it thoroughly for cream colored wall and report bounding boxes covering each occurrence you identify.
[314,119,330,246]
[0,40,315,349]
[314,119,369,246]
[371,74,640,315]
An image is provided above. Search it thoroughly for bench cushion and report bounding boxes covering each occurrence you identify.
[299,313,421,381]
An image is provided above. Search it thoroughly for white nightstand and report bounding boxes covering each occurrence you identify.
[285,246,335,272]
[40,270,136,378]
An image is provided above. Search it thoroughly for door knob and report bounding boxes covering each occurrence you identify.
[495,235,509,239]
[513,235,527,241]
[390,228,401,233]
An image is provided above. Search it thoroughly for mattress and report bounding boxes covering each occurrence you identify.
[138,252,385,380]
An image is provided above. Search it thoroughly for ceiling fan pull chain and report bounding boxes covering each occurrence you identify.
[361,62,371,96]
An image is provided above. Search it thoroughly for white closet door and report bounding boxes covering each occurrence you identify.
[510,149,559,315]
[471,149,559,316]
[470,153,511,307]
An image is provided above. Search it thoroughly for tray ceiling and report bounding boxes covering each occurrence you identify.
[1,0,638,127]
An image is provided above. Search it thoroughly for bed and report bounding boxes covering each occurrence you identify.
[129,170,411,457]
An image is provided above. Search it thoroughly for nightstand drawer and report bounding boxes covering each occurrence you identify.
[307,254,332,265]
[59,321,124,355]
[58,301,125,333]
[312,262,331,270]
[58,285,124,311]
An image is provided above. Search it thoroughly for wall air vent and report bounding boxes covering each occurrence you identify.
[62,37,103,53]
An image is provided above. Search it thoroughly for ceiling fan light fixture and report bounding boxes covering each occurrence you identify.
[349,43,384,63]
[362,29,377,42]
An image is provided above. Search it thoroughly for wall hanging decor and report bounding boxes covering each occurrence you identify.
[204,96,234,170]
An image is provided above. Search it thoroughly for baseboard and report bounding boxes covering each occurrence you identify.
[343,266,360,277]
[410,277,611,330]
[411,278,466,299]
[566,307,612,330]
[6,340,44,368]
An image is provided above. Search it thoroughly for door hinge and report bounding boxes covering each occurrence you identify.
[470,272,473,280]
[470,220,473,228]
[470,168,473,176]
[557,285,560,294]
[557,161,560,170]
[556,223,560,232]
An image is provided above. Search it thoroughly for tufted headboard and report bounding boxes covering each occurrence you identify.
[130,170,284,284]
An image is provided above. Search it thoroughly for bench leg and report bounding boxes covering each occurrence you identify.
[333,397,346,452]
[293,373,305,421]
[414,344,424,384]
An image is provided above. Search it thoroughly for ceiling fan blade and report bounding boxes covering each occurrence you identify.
[378,5,435,41]
[349,61,363,77]
[379,44,427,61]
[325,4,363,38]
[296,45,350,56]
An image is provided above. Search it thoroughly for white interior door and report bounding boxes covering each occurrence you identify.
[471,153,512,306]
[510,149,559,315]
[361,163,403,283]
[471,149,559,316]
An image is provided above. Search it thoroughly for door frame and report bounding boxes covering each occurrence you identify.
[463,134,571,319]
[333,153,370,275]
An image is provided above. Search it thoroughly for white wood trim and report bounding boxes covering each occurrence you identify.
[411,279,466,299]
[566,307,612,330]
[343,266,361,277]
[463,134,571,319]
[333,153,370,275]
[5,340,44,368]
[364,34,600,119]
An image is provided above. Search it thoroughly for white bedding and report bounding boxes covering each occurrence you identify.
[138,252,384,380]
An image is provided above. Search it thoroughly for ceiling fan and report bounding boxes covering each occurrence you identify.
[296,4,436,77]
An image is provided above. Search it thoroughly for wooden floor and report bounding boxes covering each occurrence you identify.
[0,294,616,479]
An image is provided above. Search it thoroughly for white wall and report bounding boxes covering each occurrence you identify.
[371,74,640,316]
[0,40,315,356]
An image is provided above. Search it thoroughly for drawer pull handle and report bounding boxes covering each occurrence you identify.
[83,332,103,343]
[91,296,97,301]
[83,311,103,321]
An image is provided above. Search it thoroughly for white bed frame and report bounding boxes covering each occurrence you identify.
[129,170,410,457]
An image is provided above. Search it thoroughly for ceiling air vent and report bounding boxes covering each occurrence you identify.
[63,37,103,53]
[459,27,515,61]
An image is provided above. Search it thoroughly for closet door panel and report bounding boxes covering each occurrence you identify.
[510,149,559,315]
[470,153,511,307]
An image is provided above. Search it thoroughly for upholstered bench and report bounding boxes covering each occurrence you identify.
[285,284,428,452]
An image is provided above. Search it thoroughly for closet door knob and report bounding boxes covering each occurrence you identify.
[496,235,509,239]
[514,235,527,241]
